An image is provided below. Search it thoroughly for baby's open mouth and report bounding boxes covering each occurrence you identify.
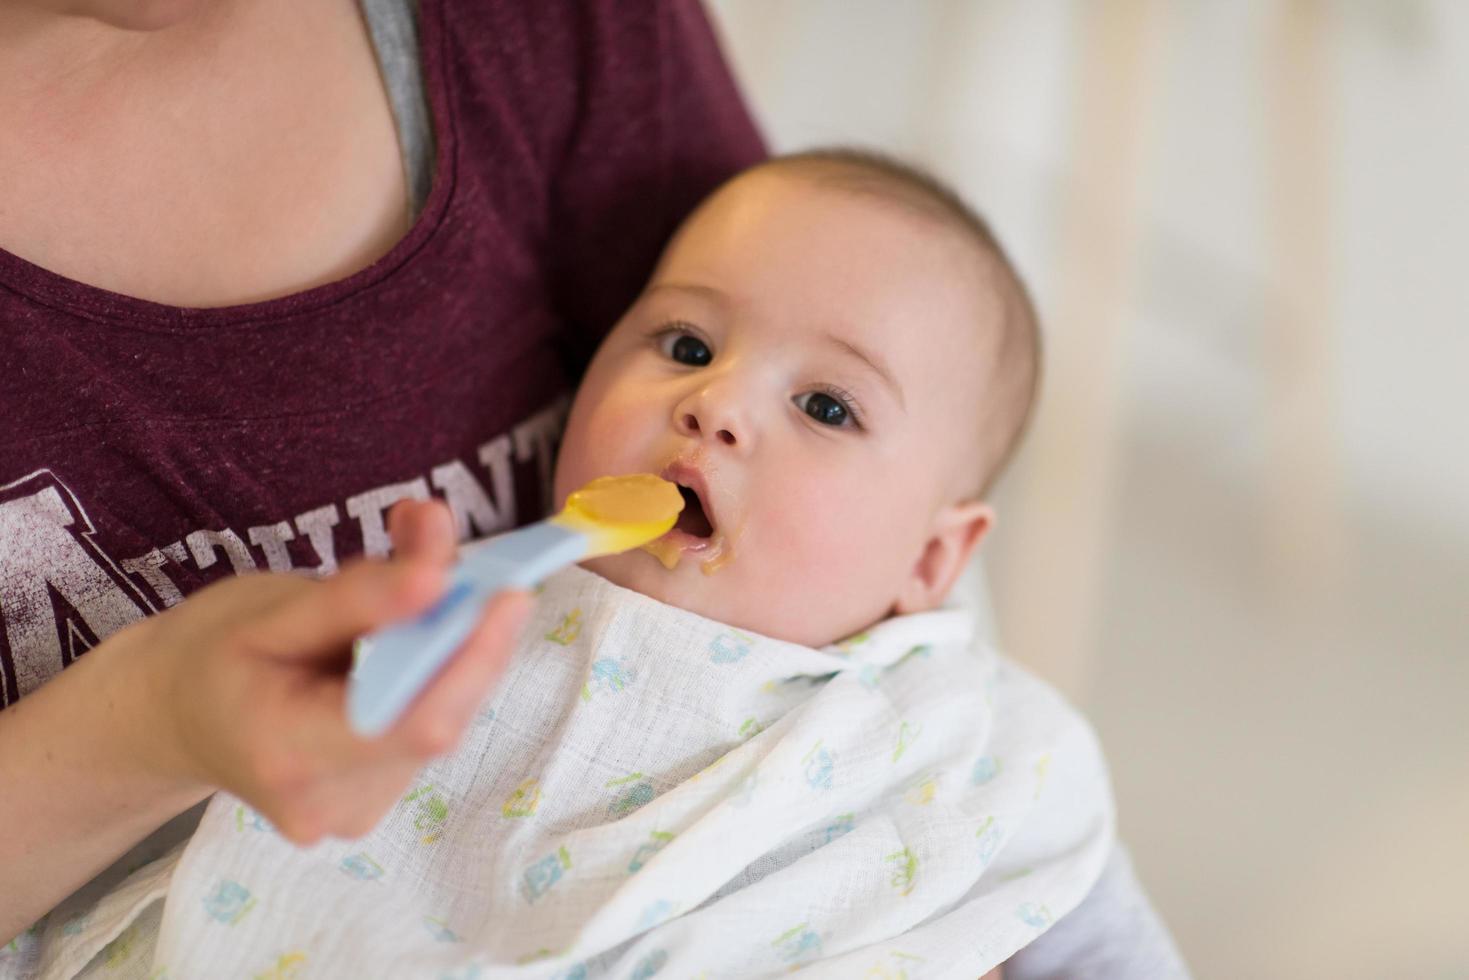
[674,484,714,538]
[641,463,738,573]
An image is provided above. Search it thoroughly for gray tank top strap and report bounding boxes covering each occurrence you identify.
[359,0,436,219]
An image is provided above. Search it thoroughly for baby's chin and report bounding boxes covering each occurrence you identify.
[576,549,873,649]
[579,546,795,641]
[578,550,721,618]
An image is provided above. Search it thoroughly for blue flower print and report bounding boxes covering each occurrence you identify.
[520,847,572,903]
[202,880,256,924]
[709,631,754,664]
[635,900,675,932]
[772,923,822,963]
[340,853,385,881]
[607,773,656,818]
[630,949,668,980]
[1017,902,1053,929]
[803,741,835,790]
[585,658,636,699]
[976,816,1003,865]
[822,812,855,844]
[971,755,1000,785]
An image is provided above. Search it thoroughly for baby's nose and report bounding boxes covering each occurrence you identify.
[674,383,751,450]
[678,411,738,447]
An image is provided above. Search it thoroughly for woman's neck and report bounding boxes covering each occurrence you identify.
[0,3,233,105]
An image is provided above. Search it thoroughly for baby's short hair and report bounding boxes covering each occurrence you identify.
[757,148,1041,497]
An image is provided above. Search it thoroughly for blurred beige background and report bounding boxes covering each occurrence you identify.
[707,2,1469,977]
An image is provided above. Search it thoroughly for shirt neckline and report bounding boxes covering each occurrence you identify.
[0,0,456,331]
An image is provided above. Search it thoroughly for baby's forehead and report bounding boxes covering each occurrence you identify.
[749,160,995,255]
[687,166,1010,302]
[660,168,1009,387]
[755,168,1004,299]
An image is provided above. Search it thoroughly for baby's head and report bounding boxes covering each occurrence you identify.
[554,150,1039,647]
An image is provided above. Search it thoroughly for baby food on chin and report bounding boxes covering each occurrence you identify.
[641,483,740,574]
[641,529,738,574]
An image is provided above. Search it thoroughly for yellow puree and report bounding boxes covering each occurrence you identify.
[558,472,739,573]
[554,474,684,554]
[641,521,739,575]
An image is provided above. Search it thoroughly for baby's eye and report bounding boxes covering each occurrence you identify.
[656,329,713,367]
[794,391,856,428]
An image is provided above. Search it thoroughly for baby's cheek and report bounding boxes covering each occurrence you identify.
[560,401,648,496]
[745,483,898,634]
[790,507,871,568]
[776,473,906,564]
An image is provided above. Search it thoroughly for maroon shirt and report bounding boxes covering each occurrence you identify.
[0,0,764,709]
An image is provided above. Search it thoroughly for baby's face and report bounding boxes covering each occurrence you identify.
[554,171,996,647]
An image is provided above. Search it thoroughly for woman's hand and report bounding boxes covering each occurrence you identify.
[1,500,532,939]
[124,499,532,843]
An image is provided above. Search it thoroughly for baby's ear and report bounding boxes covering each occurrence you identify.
[894,500,994,615]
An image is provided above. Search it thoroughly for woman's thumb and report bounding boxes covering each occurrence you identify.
[388,499,458,566]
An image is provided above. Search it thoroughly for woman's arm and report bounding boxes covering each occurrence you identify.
[0,629,210,942]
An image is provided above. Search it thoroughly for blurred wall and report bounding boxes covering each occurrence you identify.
[706,2,1469,977]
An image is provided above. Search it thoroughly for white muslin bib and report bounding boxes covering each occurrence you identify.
[37,565,1113,979]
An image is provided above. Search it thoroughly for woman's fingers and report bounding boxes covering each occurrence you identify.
[390,589,534,756]
[248,557,445,662]
[268,576,530,763]
[388,499,458,566]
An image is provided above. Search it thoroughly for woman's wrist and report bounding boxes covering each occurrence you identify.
[97,615,215,810]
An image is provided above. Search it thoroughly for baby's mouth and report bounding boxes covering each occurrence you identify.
[673,484,715,538]
[639,464,739,573]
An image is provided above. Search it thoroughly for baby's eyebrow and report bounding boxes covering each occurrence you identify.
[824,332,906,411]
[645,281,729,308]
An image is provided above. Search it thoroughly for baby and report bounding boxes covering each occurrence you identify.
[556,149,1035,648]
[37,152,1112,978]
